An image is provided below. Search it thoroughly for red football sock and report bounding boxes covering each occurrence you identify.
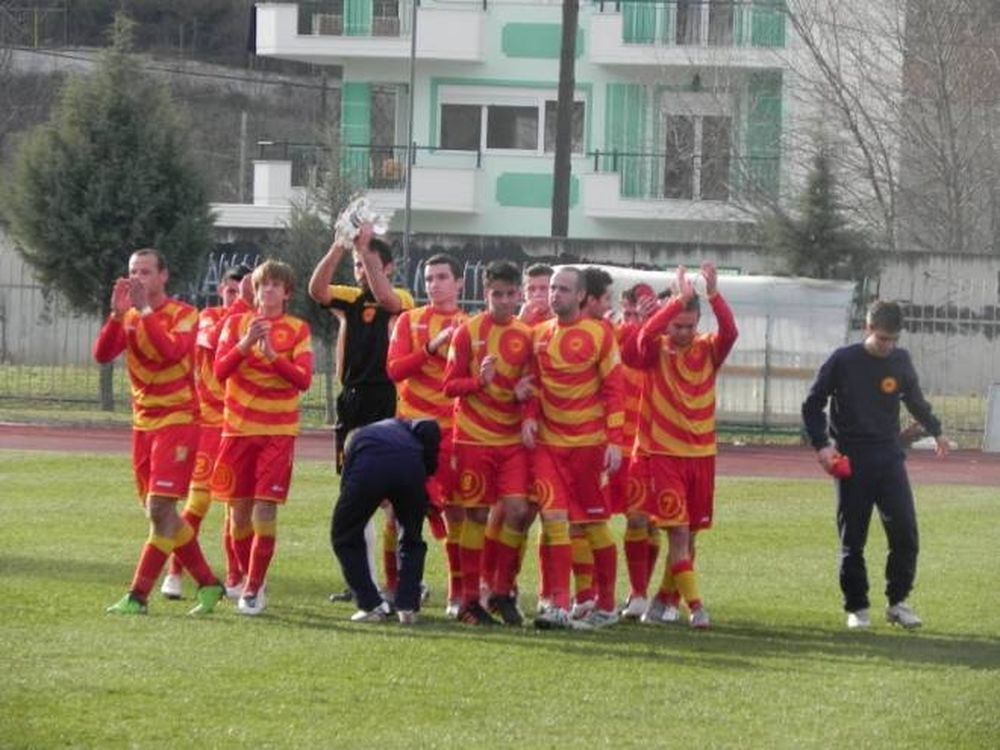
[129,533,173,600]
[624,526,650,598]
[492,525,524,597]
[245,520,277,596]
[171,522,217,587]
[445,515,463,602]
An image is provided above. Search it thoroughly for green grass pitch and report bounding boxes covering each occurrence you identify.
[1,451,997,748]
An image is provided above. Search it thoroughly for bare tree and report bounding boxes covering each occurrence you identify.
[784,0,1000,255]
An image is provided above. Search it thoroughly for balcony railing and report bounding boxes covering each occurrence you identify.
[256,141,481,191]
[296,1,414,37]
[587,149,779,201]
[593,0,786,49]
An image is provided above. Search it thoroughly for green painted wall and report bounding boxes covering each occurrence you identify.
[496,173,579,209]
[501,23,585,59]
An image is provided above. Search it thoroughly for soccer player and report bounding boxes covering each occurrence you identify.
[616,284,662,619]
[523,266,625,630]
[802,300,948,630]
[518,263,554,326]
[94,248,225,616]
[387,253,467,615]
[333,418,441,625]
[443,261,534,626]
[161,264,253,601]
[211,259,314,616]
[627,263,737,629]
[308,224,414,603]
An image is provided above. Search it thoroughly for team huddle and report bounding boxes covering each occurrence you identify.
[97,223,947,633]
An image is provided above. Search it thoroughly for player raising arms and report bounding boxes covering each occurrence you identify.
[523,266,625,630]
[626,263,737,629]
[443,261,534,626]
[211,260,313,616]
[387,253,467,616]
[95,248,225,616]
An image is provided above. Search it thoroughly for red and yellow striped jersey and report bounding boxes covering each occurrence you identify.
[529,317,625,447]
[194,305,227,427]
[443,312,533,446]
[387,305,467,428]
[93,299,198,431]
[214,312,313,437]
[617,323,645,450]
[631,294,738,457]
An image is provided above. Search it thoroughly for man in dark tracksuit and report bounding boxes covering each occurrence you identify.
[802,301,949,630]
[332,418,441,624]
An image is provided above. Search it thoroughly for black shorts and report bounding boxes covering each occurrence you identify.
[333,383,398,473]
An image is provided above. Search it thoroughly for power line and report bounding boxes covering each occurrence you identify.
[9,45,337,91]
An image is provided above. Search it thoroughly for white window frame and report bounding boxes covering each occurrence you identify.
[438,85,585,156]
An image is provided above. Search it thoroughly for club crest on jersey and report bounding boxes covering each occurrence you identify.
[880,376,898,394]
[362,307,377,323]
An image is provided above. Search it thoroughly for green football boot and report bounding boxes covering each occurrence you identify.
[188,583,225,616]
[106,593,148,615]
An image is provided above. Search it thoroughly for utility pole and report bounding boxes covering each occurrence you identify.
[551,0,579,238]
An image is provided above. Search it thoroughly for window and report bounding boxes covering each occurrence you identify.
[676,0,702,46]
[708,0,735,46]
[662,112,733,201]
[664,116,695,199]
[701,116,731,200]
[441,104,481,151]
[487,106,538,150]
[438,89,586,155]
[543,100,585,153]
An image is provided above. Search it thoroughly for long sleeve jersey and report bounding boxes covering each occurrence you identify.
[387,305,467,429]
[529,316,625,448]
[214,311,313,436]
[627,293,738,458]
[92,299,198,430]
[443,312,533,446]
[802,342,942,453]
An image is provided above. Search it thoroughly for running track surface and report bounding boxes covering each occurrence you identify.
[2,423,998,486]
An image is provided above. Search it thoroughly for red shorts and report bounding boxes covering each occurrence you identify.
[131,423,199,501]
[210,434,296,504]
[532,444,609,523]
[607,455,644,515]
[190,425,222,491]
[453,442,529,508]
[633,454,715,531]
[427,435,456,509]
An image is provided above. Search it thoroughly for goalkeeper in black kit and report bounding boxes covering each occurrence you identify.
[802,301,949,631]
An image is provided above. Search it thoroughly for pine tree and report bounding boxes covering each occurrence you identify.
[3,14,214,408]
[766,148,879,280]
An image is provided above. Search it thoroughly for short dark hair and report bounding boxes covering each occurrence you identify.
[223,263,253,282]
[425,253,462,280]
[867,300,903,333]
[582,266,614,303]
[484,260,521,287]
[367,237,394,267]
[131,248,167,272]
[525,263,554,279]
